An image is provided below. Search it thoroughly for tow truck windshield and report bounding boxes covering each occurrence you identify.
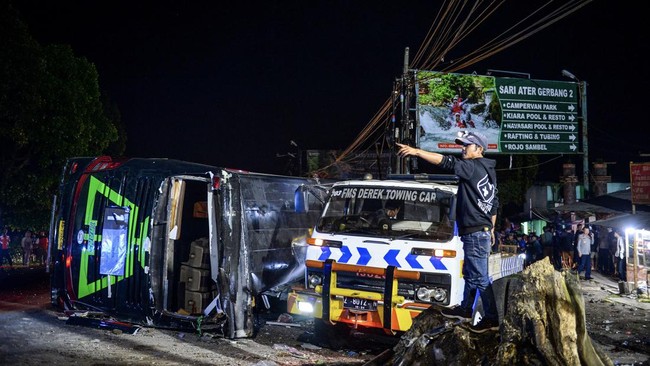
[316,186,455,241]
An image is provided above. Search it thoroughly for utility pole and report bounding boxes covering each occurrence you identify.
[400,47,410,174]
[562,70,589,197]
[580,80,588,197]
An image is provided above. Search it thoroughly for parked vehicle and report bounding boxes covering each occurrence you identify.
[49,156,323,338]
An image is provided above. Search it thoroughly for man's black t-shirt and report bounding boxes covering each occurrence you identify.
[438,155,498,235]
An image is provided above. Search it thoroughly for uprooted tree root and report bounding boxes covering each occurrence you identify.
[379,258,613,366]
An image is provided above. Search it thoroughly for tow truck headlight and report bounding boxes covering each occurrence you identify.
[411,248,456,258]
[297,301,314,313]
[416,286,448,303]
[308,274,322,288]
[431,288,447,302]
[306,237,342,248]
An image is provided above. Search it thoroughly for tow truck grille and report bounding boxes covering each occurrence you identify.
[335,271,451,301]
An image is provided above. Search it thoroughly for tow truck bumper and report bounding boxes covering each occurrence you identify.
[288,260,434,332]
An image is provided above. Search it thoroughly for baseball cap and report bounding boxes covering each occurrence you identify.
[455,131,487,150]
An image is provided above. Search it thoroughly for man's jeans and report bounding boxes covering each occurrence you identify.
[617,258,627,281]
[459,230,498,321]
[578,254,592,278]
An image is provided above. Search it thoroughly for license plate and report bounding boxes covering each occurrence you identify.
[343,297,377,311]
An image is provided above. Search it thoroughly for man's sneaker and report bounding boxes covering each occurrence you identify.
[466,317,500,334]
[440,306,472,320]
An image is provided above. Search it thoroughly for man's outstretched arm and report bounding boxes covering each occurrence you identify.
[396,143,444,165]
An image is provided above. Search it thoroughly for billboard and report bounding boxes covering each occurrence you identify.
[415,71,580,154]
[630,162,650,205]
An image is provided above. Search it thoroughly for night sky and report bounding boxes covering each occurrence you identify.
[12,1,647,181]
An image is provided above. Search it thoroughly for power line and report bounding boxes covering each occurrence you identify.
[313,0,593,177]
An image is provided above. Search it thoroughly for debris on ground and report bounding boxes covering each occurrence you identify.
[65,311,141,335]
[273,343,309,359]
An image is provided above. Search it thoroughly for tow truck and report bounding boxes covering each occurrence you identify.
[287,174,523,334]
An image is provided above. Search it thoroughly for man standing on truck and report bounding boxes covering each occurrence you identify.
[397,130,499,333]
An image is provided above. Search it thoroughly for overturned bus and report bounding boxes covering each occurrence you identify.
[49,156,324,338]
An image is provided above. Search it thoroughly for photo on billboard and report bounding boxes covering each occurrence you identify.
[416,71,500,153]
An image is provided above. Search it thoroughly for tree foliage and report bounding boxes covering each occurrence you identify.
[417,72,495,107]
[495,154,539,219]
[0,3,124,230]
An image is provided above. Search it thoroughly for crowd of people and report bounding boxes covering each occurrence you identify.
[495,222,627,282]
[0,228,49,269]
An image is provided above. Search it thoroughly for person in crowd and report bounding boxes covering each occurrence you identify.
[576,226,594,280]
[525,233,542,266]
[397,130,499,333]
[590,226,599,270]
[31,231,40,264]
[607,227,618,277]
[540,225,554,261]
[501,231,517,254]
[559,226,575,270]
[21,230,33,266]
[551,225,562,269]
[517,232,527,254]
[494,229,506,253]
[573,223,583,268]
[504,231,517,246]
[0,228,13,268]
[613,229,626,282]
[38,231,48,264]
[597,227,613,275]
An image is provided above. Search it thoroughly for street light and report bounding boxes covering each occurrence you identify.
[562,69,589,198]
[561,69,577,80]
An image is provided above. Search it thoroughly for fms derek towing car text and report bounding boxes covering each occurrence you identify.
[49,156,323,338]
[288,175,523,334]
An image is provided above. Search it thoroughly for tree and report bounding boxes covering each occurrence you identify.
[0,3,123,230]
